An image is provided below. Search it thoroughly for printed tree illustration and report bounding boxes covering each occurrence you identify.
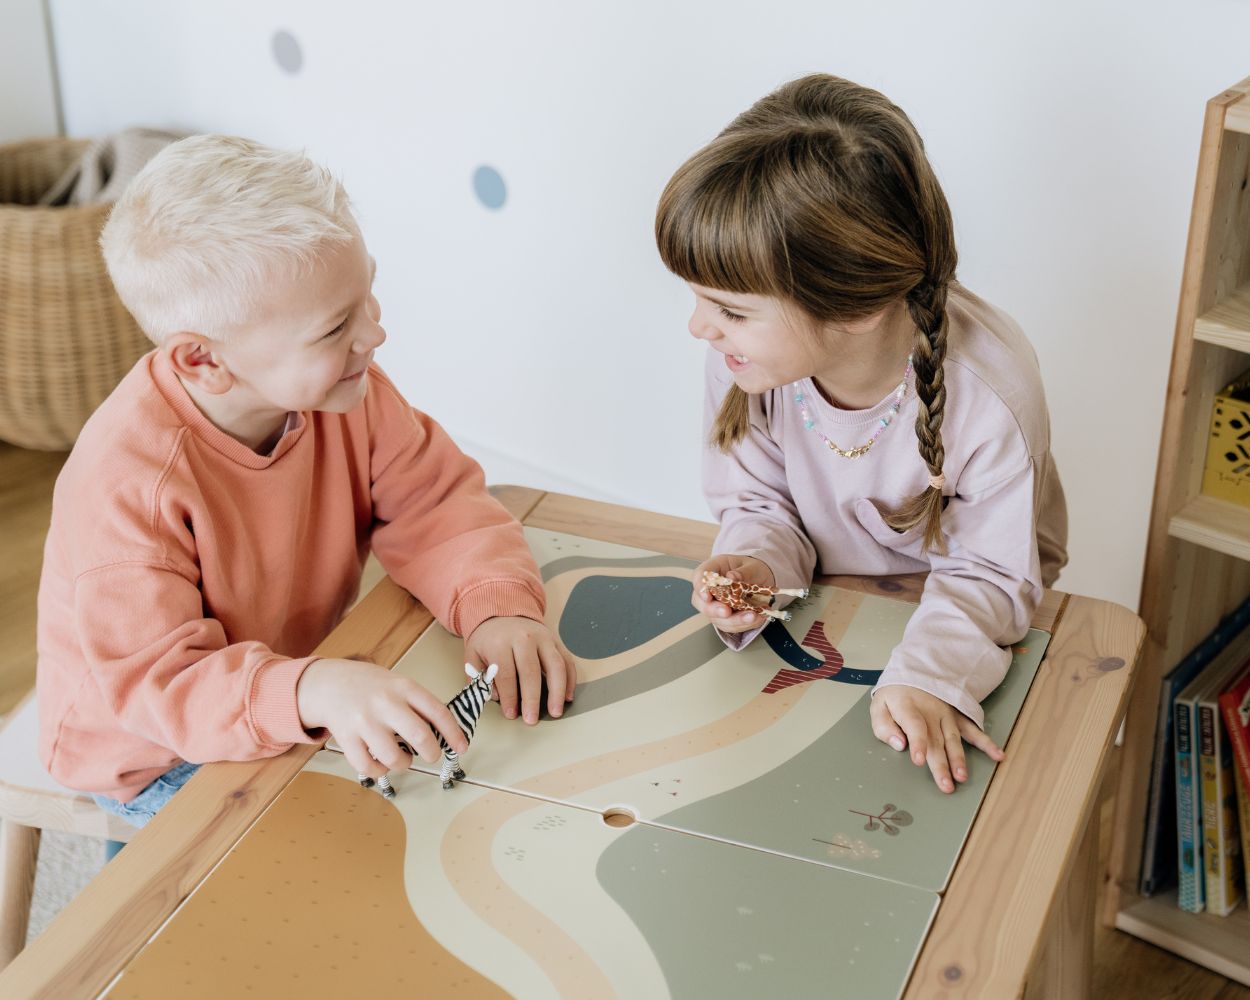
[849,803,913,836]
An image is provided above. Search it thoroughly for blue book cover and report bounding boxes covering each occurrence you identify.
[1140,593,1250,897]
[1175,691,1202,911]
[1172,643,1250,912]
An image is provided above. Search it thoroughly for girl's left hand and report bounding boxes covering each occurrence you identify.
[869,685,1003,793]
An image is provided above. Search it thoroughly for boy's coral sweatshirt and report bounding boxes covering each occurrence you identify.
[37,352,544,801]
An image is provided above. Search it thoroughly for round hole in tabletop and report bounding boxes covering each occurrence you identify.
[602,806,638,828]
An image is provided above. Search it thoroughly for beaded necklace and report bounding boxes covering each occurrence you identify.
[793,355,913,459]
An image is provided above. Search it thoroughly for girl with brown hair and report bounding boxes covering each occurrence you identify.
[658,74,1067,793]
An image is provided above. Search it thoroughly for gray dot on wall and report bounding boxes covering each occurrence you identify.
[271,30,303,74]
[473,166,507,210]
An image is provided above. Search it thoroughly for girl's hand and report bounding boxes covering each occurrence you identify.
[869,685,1004,793]
[690,554,777,633]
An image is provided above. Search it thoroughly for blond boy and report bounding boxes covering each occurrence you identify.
[37,135,574,824]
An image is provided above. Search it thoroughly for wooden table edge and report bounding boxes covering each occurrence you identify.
[902,596,1145,998]
[0,487,547,999]
[0,486,1137,1000]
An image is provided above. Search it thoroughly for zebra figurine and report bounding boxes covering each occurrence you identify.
[439,663,497,789]
[356,663,498,797]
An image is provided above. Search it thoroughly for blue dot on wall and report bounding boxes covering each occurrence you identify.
[271,30,303,74]
[473,166,507,210]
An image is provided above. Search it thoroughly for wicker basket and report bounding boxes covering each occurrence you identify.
[0,137,151,450]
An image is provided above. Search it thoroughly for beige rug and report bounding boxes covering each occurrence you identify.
[26,829,105,946]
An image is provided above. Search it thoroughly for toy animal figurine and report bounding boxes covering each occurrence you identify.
[701,571,809,622]
[437,663,497,789]
[358,766,399,800]
[357,662,498,797]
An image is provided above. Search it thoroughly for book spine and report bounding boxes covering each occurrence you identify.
[1199,702,1240,914]
[1140,680,1176,896]
[1141,593,1250,896]
[1217,718,1245,913]
[1176,698,1203,911]
[1236,763,1250,909]
[1223,691,1250,799]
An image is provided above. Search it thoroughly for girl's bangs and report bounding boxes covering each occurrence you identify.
[655,166,780,297]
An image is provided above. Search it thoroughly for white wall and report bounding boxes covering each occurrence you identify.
[0,0,60,142]
[40,0,1250,610]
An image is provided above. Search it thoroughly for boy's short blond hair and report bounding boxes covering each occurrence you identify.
[100,134,359,344]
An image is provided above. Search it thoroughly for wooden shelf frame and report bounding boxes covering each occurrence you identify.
[1194,280,1250,351]
[1169,493,1250,561]
[1115,889,1250,985]
[1104,73,1250,987]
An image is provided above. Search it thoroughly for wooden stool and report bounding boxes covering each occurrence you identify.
[0,691,134,970]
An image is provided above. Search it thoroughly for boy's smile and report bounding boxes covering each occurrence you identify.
[167,236,385,452]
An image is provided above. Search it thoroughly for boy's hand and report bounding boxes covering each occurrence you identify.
[296,658,467,781]
[690,554,777,633]
[465,616,576,725]
[869,685,1004,793]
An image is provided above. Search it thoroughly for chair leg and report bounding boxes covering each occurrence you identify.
[0,820,41,970]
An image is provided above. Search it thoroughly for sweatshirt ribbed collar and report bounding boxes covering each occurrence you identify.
[148,351,307,469]
[793,376,915,427]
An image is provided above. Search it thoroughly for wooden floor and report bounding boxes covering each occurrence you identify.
[0,441,68,715]
[1,440,1249,997]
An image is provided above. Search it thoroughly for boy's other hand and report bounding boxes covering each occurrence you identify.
[869,685,1004,794]
[296,658,467,781]
[465,617,576,725]
[690,553,777,633]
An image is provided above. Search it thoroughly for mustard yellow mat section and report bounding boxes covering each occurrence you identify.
[108,771,508,999]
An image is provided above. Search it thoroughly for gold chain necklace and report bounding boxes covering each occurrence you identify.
[792,356,913,459]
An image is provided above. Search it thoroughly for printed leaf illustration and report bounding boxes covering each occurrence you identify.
[851,803,913,837]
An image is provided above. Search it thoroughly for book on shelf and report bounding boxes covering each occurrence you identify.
[1140,592,1250,897]
[1199,662,1248,915]
[1235,773,1250,908]
[1174,640,1250,912]
[1221,665,1250,890]
[1222,667,1250,800]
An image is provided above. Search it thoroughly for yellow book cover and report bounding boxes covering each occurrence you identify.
[1200,692,1246,915]
[1237,769,1250,912]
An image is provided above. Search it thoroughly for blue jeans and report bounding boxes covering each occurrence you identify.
[92,761,201,829]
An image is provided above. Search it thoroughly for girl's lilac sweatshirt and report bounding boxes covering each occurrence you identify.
[702,288,1068,728]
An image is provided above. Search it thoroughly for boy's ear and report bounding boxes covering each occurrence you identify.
[167,333,234,395]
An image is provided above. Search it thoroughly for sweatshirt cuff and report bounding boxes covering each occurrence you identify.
[248,655,323,746]
[712,535,811,595]
[714,619,769,651]
[871,671,987,731]
[452,579,546,639]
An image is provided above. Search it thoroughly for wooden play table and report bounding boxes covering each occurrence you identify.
[0,488,1143,999]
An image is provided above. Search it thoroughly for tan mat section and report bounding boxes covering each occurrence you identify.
[108,771,508,999]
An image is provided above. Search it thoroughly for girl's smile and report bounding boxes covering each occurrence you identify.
[688,282,916,410]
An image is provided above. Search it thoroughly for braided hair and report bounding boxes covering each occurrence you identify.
[657,73,957,551]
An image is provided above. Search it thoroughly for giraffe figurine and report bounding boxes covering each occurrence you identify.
[701,571,809,622]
